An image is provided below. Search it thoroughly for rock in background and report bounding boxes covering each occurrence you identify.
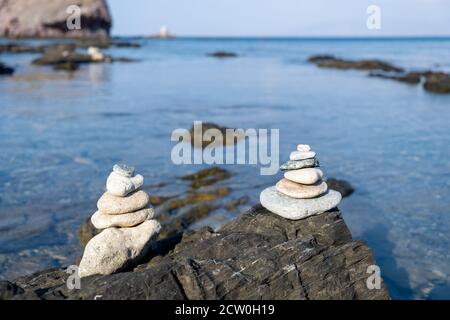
[0,0,111,38]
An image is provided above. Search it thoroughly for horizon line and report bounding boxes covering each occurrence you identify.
[111,34,450,39]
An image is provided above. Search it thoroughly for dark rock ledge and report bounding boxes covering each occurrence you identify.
[308,55,450,94]
[3,205,389,300]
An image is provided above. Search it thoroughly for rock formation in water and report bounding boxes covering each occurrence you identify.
[5,204,389,300]
[0,0,111,38]
[308,54,450,94]
[0,61,14,75]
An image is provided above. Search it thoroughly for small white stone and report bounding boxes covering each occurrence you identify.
[113,164,135,177]
[290,151,316,161]
[91,208,154,229]
[106,172,144,197]
[284,168,324,185]
[297,144,311,152]
[87,46,104,61]
[79,219,161,278]
[260,186,342,220]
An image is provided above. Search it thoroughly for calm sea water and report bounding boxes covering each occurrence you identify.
[1,37,450,299]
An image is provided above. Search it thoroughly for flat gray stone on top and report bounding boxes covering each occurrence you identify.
[280,158,320,171]
[260,186,341,220]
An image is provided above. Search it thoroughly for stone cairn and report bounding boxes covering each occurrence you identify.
[260,144,342,220]
[79,164,161,278]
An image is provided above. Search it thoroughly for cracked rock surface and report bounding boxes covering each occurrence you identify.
[6,205,389,300]
[0,0,111,38]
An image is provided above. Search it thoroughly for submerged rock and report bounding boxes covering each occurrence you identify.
[0,43,46,54]
[0,40,140,54]
[8,205,389,300]
[32,45,97,65]
[0,0,111,38]
[180,167,232,188]
[326,178,355,198]
[308,55,403,73]
[423,72,450,94]
[0,62,14,75]
[207,51,238,58]
[188,122,245,148]
[53,61,79,71]
[369,71,423,84]
[224,195,250,211]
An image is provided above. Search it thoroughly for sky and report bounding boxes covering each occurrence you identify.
[108,0,450,37]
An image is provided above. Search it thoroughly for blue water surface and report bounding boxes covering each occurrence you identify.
[1,37,450,299]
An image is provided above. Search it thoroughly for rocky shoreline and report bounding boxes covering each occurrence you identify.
[309,55,450,94]
[1,204,389,300]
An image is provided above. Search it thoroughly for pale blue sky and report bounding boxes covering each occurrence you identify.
[108,0,450,37]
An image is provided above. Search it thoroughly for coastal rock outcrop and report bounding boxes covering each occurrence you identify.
[0,62,14,75]
[7,205,389,300]
[309,54,450,94]
[308,55,403,72]
[424,72,450,94]
[207,51,238,58]
[0,0,111,38]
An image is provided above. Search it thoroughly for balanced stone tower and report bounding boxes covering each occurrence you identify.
[260,144,342,220]
[79,164,161,277]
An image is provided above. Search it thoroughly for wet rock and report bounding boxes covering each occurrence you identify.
[207,51,238,58]
[78,217,101,247]
[53,62,79,72]
[157,188,230,214]
[32,45,96,66]
[423,72,450,94]
[224,196,250,211]
[369,71,422,84]
[0,62,14,75]
[0,281,24,300]
[326,178,355,198]
[148,195,174,206]
[0,43,46,54]
[10,205,389,300]
[158,203,218,239]
[180,167,232,189]
[0,40,140,54]
[0,0,111,38]
[188,122,244,148]
[308,55,403,72]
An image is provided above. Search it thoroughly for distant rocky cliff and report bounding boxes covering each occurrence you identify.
[0,0,111,38]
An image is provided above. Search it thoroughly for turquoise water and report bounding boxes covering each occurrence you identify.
[1,37,450,299]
